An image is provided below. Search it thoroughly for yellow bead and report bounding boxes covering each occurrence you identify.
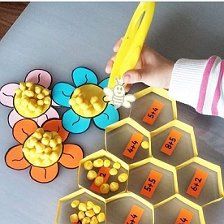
[71,199,80,208]
[43,132,52,139]
[113,162,121,170]
[44,96,51,105]
[70,213,78,223]
[15,89,22,95]
[25,90,34,97]
[41,138,50,146]
[84,160,93,170]
[97,213,105,223]
[110,182,119,192]
[93,159,104,168]
[103,159,111,167]
[20,82,26,90]
[90,96,98,104]
[78,211,85,220]
[73,88,81,96]
[141,141,149,149]
[35,86,42,94]
[49,139,57,148]
[36,128,44,134]
[94,176,104,187]
[37,100,44,106]
[109,168,118,176]
[44,147,52,154]
[93,205,101,214]
[118,173,128,183]
[86,201,94,210]
[100,183,110,194]
[37,93,44,99]
[56,136,62,144]
[90,216,99,224]
[33,132,43,140]
[26,82,33,87]
[85,209,95,218]
[35,142,45,153]
[87,170,97,181]
[79,202,87,212]
[82,217,91,224]
[42,89,50,96]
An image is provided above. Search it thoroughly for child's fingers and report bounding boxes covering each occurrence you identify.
[123,69,146,84]
[113,37,123,52]
[105,59,113,74]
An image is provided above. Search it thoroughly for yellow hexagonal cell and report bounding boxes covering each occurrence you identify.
[154,194,206,224]
[105,118,151,165]
[151,120,198,167]
[55,188,106,224]
[106,192,154,224]
[78,150,129,199]
[177,157,224,206]
[128,157,178,206]
[130,87,177,132]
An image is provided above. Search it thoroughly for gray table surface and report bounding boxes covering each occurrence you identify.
[0,2,224,224]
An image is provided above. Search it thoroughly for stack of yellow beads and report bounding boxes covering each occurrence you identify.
[84,158,128,194]
[70,200,105,224]
[69,86,106,118]
[22,128,62,167]
[14,82,51,118]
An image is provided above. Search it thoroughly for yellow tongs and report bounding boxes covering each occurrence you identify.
[108,2,156,89]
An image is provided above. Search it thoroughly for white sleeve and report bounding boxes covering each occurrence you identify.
[169,56,224,117]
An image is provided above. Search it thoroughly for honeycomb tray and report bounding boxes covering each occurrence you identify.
[55,87,224,224]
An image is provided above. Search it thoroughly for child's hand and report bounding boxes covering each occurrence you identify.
[105,38,174,90]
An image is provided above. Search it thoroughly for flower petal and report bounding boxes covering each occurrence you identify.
[8,109,24,128]
[13,119,38,144]
[52,82,75,107]
[0,83,19,107]
[42,119,69,142]
[5,145,30,170]
[59,144,84,169]
[62,109,91,134]
[29,163,59,183]
[34,107,59,127]
[93,104,119,129]
[99,78,109,89]
[25,69,52,88]
[72,67,98,87]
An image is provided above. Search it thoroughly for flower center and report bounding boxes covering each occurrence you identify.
[69,84,107,118]
[14,82,51,118]
[23,128,63,167]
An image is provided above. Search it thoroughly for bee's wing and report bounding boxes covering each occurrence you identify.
[124,94,136,102]
[122,101,131,108]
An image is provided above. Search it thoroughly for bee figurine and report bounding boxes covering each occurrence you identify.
[103,78,136,109]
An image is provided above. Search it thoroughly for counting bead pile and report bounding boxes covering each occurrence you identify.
[70,200,105,224]
[84,158,128,194]
[14,82,51,118]
[22,128,62,167]
[69,85,107,118]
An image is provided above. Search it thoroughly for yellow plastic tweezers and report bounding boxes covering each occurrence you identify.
[108,2,156,89]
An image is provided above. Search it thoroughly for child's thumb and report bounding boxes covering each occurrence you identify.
[123,69,145,84]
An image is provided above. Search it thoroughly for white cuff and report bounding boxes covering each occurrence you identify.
[169,58,207,109]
